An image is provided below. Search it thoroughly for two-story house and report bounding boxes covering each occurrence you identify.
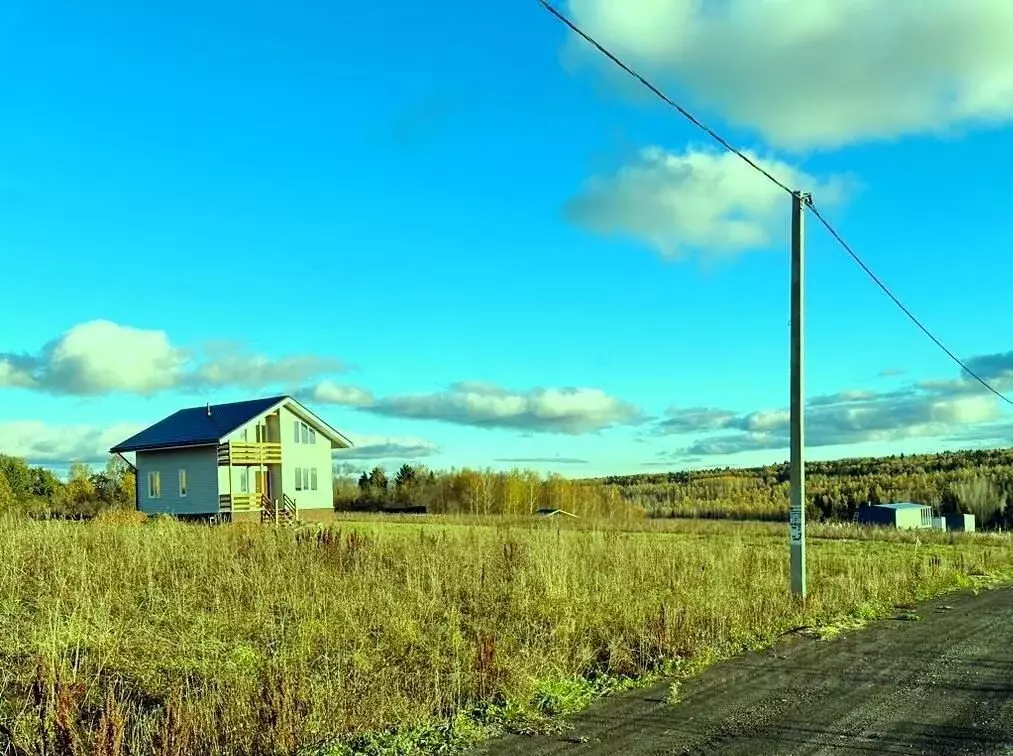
[109,395,353,523]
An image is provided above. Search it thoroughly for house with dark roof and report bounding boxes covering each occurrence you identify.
[109,395,353,523]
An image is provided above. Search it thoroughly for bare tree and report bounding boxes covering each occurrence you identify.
[951,475,1007,528]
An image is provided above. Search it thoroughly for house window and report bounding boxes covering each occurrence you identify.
[178,469,187,497]
[291,420,315,444]
[240,428,248,442]
[147,471,161,499]
[295,468,303,491]
[256,423,267,443]
[310,467,318,491]
[238,468,249,494]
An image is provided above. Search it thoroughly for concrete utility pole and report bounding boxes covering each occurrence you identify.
[790,190,812,598]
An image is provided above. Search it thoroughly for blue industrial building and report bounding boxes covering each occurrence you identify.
[856,502,933,530]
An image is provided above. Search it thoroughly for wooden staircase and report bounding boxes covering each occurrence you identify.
[261,493,298,525]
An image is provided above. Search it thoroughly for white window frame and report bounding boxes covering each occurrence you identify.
[295,468,303,491]
[147,471,161,499]
[178,469,187,497]
[310,467,318,491]
[309,427,316,445]
[294,420,300,443]
[238,468,249,494]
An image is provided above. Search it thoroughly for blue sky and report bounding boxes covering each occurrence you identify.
[1,0,1012,478]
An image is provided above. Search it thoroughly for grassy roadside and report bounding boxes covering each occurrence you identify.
[0,513,1010,755]
[339,566,1013,755]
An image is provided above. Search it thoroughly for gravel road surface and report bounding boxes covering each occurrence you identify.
[473,587,1013,755]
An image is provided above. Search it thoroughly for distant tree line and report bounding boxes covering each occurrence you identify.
[334,463,634,518]
[0,454,135,519]
[596,448,1013,528]
[3,447,1012,528]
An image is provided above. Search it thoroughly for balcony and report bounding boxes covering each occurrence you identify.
[217,441,282,466]
[219,493,262,512]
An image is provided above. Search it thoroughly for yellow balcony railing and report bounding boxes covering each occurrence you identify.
[218,493,262,512]
[217,442,281,466]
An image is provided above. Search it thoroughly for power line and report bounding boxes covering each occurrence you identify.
[537,0,1013,408]
[808,202,1013,407]
[535,0,793,195]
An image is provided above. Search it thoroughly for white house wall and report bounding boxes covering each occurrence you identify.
[279,404,333,510]
[218,410,281,501]
[137,447,219,515]
[224,414,276,444]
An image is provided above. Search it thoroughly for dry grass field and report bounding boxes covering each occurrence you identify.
[0,512,1010,755]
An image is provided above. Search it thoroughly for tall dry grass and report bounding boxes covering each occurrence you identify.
[0,514,1010,754]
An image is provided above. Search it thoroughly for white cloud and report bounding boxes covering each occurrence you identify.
[305,380,376,407]
[658,407,738,434]
[956,351,1013,393]
[565,146,850,258]
[0,420,143,464]
[337,434,439,460]
[657,353,1012,459]
[371,382,645,434]
[305,380,644,434]
[1,321,187,394]
[0,359,35,389]
[0,321,344,396]
[186,348,343,390]
[564,0,1013,149]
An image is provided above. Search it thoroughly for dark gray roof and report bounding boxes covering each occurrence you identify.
[109,395,288,453]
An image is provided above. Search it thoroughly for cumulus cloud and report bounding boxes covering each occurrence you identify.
[0,420,143,465]
[186,342,343,390]
[657,354,1013,459]
[658,407,740,434]
[565,146,851,258]
[0,321,186,395]
[374,383,642,434]
[942,420,1013,447]
[563,0,1013,149]
[0,321,344,396]
[336,434,439,460]
[0,358,37,389]
[304,380,376,408]
[916,353,1013,398]
[302,380,644,434]
[961,351,1013,388]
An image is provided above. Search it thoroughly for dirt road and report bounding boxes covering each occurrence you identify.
[473,587,1013,755]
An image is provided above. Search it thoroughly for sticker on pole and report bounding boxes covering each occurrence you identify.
[789,508,804,545]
